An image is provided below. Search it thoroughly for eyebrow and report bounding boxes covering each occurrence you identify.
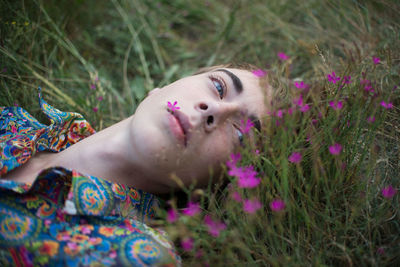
[215,68,243,94]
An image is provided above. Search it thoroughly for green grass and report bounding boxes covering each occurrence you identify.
[1,0,399,266]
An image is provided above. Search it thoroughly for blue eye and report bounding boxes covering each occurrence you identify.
[236,128,244,145]
[212,79,225,99]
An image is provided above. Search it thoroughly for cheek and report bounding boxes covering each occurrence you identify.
[196,127,235,165]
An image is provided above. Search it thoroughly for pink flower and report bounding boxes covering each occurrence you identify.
[243,198,262,214]
[182,202,201,216]
[231,191,242,202]
[294,81,309,89]
[342,76,352,84]
[299,104,310,112]
[372,56,380,65]
[293,95,304,106]
[381,185,397,199]
[226,153,241,168]
[277,52,289,61]
[226,155,260,188]
[270,199,285,212]
[90,84,96,90]
[240,118,254,134]
[327,71,341,84]
[92,107,98,112]
[329,143,342,155]
[380,101,393,109]
[97,96,104,101]
[167,101,180,112]
[181,237,194,251]
[195,249,204,259]
[367,116,375,123]
[276,109,284,118]
[252,69,267,78]
[236,166,261,188]
[167,208,178,223]
[204,215,226,237]
[293,94,310,112]
[288,152,302,163]
[329,100,344,110]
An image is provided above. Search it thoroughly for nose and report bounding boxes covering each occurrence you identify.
[195,101,240,132]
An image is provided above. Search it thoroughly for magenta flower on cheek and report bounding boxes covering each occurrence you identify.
[167,101,180,112]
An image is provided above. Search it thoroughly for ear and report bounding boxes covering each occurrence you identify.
[147,87,161,97]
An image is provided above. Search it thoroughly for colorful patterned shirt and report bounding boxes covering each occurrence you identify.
[0,89,181,266]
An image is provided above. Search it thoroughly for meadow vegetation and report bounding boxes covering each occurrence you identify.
[1,0,399,265]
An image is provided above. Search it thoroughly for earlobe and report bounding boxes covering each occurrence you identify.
[147,87,161,96]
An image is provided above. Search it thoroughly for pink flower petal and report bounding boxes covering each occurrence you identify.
[181,237,194,251]
[182,202,201,216]
[329,143,342,155]
[243,198,262,214]
[277,52,289,61]
[167,208,179,223]
[252,69,267,78]
[381,185,397,199]
[288,152,302,163]
[270,199,285,212]
[372,56,380,65]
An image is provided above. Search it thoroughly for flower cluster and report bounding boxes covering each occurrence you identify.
[226,153,286,214]
[166,200,227,239]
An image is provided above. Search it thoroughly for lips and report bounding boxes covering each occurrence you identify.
[167,110,192,146]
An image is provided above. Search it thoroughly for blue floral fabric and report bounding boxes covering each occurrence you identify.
[0,89,180,266]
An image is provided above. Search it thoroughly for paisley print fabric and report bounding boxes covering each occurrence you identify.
[0,89,181,266]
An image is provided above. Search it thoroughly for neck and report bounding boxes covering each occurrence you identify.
[48,117,170,195]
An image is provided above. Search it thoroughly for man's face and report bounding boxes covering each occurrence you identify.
[130,68,267,191]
